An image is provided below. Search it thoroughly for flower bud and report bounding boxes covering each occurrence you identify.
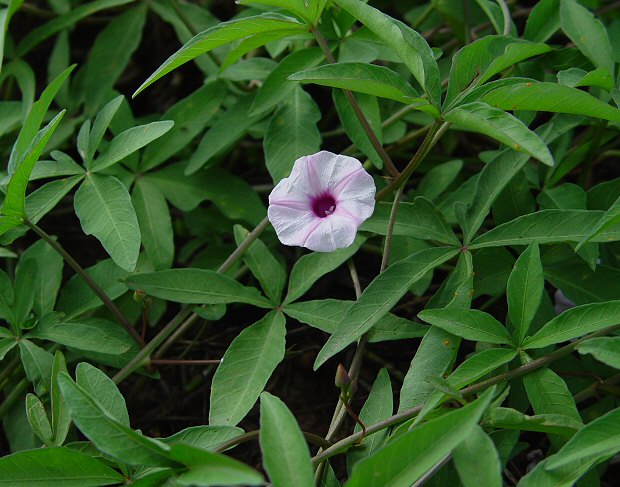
[335,363,351,389]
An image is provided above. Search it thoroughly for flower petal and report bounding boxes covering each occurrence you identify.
[306,151,365,193]
[268,204,318,247]
[303,215,358,252]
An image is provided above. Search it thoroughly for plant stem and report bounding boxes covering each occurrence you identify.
[112,216,271,384]
[212,429,334,453]
[310,26,400,179]
[380,185,405,273]
[496,0,511,36]
[24,219,142,346]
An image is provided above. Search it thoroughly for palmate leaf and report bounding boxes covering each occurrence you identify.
[314,247,459,369]
[210,311,286,426]
[134,13,308,96]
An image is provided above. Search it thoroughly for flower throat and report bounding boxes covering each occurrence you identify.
[312,193,336,218]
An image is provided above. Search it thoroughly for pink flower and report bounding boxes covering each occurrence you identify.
[268,151,376,252]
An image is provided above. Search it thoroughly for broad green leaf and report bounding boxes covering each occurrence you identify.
[19,339,53,394]
[0,335,17,361]
[1,269,17,325]
[557,67,614,92]
[250,47,323,115]
[17,0,134,56]
[444,102,553,167]
[210,312,286,426]
[314,247,459,369]
[186,93,262,174]
[0,0,23,73]
[170,443,263,486]
[84,4,147,115]
[0,446,125,485]
[259,392,314,487]
[489,408,583,436]
[333,89,383,168]
[444,37,551,108]
[289,62,423,105]
[234,225,286,305]
[427,249,474,310]
[23,175,84,225]
[57,372,174,466]
[524,0,560,42]
[0,216,21,237]
[348,368,392,469]
[264,87,321,182]
[134,13,308,96]
[161,425,244,451]
[452,425,502,487]
[132,179,174,270]
[238,0,327,25]
[416,159,463,201]
[546,407,620,470]
[25,393,53,446]
[447,348,517,389]
[77,121,90,164]
[76,362,129,426]
[141,80,226,171]
[333,0,441,106]
[283,299,428,342]
[90,121,174,172]
[470,210,620,249]
[560,0,614,76]
[87,95,123,164]
[284,236,365,304]
[524,301,620,349]
[418,308,513,345]
[2,110,65,218]
[361,198,461,246]
[28,317,132,355]
[507,242,543,343]
[460,150,529,244]
[221,30,305,71]
[8,65,74,175]
[12,258,35,325]
[346,387,495,487]
[74,174,141,272]
[577,337,620,369]
[576,193,620,250]
[126,269,271,308]
[481,81,620,123]
[51,351,71,446]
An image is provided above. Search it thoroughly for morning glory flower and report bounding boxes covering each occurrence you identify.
[268,151,376,252]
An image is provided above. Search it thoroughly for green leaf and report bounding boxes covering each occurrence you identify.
[416,159,463,201]
[346,387,496,487]
[132,179,174,270]
[28,317,132,355]
[524,301,620,349]
[524,0,560,43]
[444,37,551,108]
[283,299,428,342]
[452,425,502,487]
[84,4,147,115]
[2,110,65,218]
[0,446,125,485]
[289,62,424,105]
[577,337,620,369]
[134,13,308,96]
[90,121,174,172]
[481,81,620,123]
[75,362,130,426]
[560,0,614,76]
[557,67,614,92]
[576,193,620,250]
[12,258,35,325]
[546,407,620,470]
[470,209,620,249]
[233,225,286,305]
[284,236,365,304]
[87,95,123,164]
[444,102,553,167]
[264,87,321,183]
[210,311,286,426]
[259,392,314,487]
[25,393,53,446]
[314,247,459,369]
[489,407,583,436]
[333,0,440,106]
[23,175,84,226]
[8,65,75,175]
[19,339,53,394]
[237,0,326,25]
[0,1,23,72]
[125,269,271,308]
[418,308,513,345]
[73,174,141,272]
[0,269,14,324]
[170,443,264,486]
[0,216,21,237]
[58,372,174,466]
[447,348,517,389]
[51,351,71,446]
[507,242,543,344]
[361,198,461,246]
[161,425,244,451]
[17,0,134,56]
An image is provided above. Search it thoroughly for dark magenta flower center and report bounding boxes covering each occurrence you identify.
[312,193,337,218]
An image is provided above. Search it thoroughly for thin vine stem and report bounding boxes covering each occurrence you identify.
[24,219,142,346]
[212,429,333,453]
[380,185,405,273]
